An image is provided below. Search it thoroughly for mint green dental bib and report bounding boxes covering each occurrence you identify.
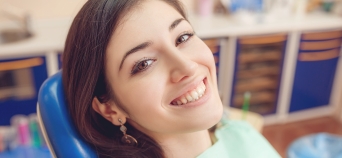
[197,120,281,158]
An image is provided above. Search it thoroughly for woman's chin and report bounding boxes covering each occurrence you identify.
[206,102,224,127]
[192,102,223,132]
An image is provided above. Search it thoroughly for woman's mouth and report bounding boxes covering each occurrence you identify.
[171,80,207,105]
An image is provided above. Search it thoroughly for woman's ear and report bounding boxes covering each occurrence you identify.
[92,97,127,126]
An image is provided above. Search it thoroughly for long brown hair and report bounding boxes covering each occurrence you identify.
[62,0,186,157]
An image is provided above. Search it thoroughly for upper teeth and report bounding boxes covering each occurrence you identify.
[172,81,206,105]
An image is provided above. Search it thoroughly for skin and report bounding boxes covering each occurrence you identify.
[92,0,223,157]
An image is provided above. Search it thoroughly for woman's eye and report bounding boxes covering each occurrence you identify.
[176,32,194,46]
[131,58,156,75]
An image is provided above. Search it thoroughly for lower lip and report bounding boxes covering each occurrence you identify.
[170,78,211,108]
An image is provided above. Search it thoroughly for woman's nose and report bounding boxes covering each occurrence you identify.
[168,52,199,83]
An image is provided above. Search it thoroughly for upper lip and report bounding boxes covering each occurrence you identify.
[170,76,206,104]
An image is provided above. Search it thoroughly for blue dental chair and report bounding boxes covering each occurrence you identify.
[37,71,97,158]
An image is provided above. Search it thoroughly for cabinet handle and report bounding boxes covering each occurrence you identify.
[0,58,43,71]
[209,46,219,54]
[302,31,342,40]
[203,39,219,47]
[239,34,287,45]
[239,51,281,64]
[300,39,341,50]
[298,49,340,61]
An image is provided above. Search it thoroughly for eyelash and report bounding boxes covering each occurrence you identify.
[130,31,195,75]
[131,57,156,75]
[176,31,195,46]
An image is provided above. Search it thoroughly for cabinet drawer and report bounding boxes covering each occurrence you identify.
[300,39,341,51]
[0,58,43,71]
[298,48,340,61]
[238,66,279,79]
[203,38,221,77]
[239,34,287,45]
[203,39,219,53]
[235,77,278,93]
[239,51,282,64]
[233,91,275,107]
[302,30,342,40]
[232,34,287,115]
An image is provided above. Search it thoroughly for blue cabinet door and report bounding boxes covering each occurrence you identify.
[289,55,339,112]
[0,56,48,125]
[290,48,339,112]
[289,31,341,112]
[58,53,63,69]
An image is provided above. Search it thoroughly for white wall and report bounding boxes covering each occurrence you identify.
[1,0,87,20]
[0,0,195,20]
[181,0,196,13]
[181,0,222,14]
[0,0,211,20]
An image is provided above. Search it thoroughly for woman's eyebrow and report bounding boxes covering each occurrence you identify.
[169,18,184,31]
[119,18,185,71]
[119,41,152,70]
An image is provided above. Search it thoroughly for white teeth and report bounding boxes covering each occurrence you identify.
[186,94,193,102]
[181,97,187,104]
[201,82,206,90]
[172,81,207,105]
[190,91,199,100]
[196,86,203,95]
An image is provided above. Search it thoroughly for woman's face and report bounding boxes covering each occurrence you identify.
[105,0,223,136]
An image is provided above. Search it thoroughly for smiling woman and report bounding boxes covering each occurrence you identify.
[62,0,280,158]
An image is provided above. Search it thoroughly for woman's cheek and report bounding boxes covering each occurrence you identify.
[129,76,165,106]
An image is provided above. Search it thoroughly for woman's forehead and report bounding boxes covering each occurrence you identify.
[115,0,183,36]
[106,0,184,61]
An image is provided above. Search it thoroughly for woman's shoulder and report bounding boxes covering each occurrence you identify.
[198,119,281,158]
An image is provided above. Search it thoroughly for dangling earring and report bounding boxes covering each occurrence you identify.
[118,118,138,146]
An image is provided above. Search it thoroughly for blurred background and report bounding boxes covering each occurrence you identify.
[0,0,342,157]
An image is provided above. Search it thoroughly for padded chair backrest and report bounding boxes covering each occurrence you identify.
[37,71,97,158]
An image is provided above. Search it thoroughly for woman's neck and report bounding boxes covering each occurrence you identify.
[153,130,212,158]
